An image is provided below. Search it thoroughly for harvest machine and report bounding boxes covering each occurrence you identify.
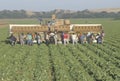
[9,15,103,42]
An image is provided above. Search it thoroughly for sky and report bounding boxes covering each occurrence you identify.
[0,0,120,11]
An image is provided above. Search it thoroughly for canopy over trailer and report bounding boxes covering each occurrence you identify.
[9,24,70,34]
[9,24,103,34]
[71,24,103,34]
[9,24,48,34]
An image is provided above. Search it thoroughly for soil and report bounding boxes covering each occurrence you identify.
[0,22,9,28]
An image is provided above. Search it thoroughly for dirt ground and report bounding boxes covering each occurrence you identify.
[0,21,9,28]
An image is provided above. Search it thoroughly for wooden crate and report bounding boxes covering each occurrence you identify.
[55,19,64,26]
[52,14,56,20]
[11,26,49,33]
[73,25,102,33]
[55,25,70,32]
[64,19,70,25]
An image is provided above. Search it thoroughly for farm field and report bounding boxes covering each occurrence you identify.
[0,18,120,81]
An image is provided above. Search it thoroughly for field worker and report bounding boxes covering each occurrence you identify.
[95,33,100,40]
[101,30,105,37]
[9,34,17,46]
[26,33,33,46]
[49,32,55,44]
[54,32,58,45]
[48,21,51,31]
[38,17,43,25]
[87,32,92,43]
[63,32,69,45]
[101,30,105,43]
[97,36,102,44]
[80,33,86,44]
[61,32,64,44]
[72,33,78,45]
[45,32,50,45]
[89,33,94,44]
[92,34,97,43]
[19,33,24,45]
[36,33,41,45]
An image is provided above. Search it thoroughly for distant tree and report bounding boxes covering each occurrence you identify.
[114,12,120,20]
[0,9,119,19]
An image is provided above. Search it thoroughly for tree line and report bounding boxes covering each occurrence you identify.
[0,9,120,19]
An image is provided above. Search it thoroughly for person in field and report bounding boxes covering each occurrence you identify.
[26,33,33,46]
[63,32,69,45]
[89,33,94,44]
[54,32,58,45]
[49,32,55,44]
[45,32,50,45]
[19,33,25,45]
[48,21,51,31]
[86,32,91,44]
[38,17,43,25]
[101,30,105,43]
[9,34,17,46]
[61,32,64,44]
[97,36,102,44]
[95,33,102,44]
[80,33,87,44]
[87,32,94,44]
[92,34,97,43]
[36,33,41,45]
[71,33,78,45]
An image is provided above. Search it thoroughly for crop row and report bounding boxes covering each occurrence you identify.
[80,44,120,81]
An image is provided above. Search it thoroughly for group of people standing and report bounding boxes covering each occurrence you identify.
[8,33,41,46]
[61,30,105,45]
[8,30,105,46]
[79,30,105,44]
